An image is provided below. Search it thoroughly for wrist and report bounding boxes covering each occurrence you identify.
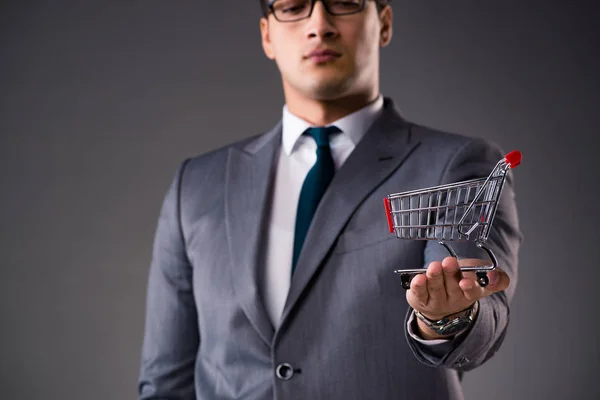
[413,301,479,339]
[417,303,478,322]
[415,318,456,340]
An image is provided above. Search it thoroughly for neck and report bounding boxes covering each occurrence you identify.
[283,89,380,126]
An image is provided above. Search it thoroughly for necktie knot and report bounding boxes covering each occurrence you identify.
[304,126,341,147]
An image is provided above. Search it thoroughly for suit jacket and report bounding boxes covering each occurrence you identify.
[138,97,522,400]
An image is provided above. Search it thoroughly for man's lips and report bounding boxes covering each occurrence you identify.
[305,49,342,63]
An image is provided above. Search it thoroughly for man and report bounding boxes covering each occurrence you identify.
[138,1,522,399]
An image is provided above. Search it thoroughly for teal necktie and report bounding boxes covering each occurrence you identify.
[291,126,341,276]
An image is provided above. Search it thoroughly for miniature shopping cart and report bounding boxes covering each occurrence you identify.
[383,150,522,290]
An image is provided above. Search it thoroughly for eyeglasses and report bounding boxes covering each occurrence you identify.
[268,0,372,23]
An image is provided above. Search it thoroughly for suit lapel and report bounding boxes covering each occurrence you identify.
[225,124,281,346]
[278,99,422,329]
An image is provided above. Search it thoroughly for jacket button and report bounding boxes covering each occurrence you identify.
[276,363,294,380]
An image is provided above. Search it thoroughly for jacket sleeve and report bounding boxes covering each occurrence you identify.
[404,137,523,372]
[138,159,199,399]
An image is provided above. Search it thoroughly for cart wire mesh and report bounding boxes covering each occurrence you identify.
[385,174,503,243]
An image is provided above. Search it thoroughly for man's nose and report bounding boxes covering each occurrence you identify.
[305,1,339,39]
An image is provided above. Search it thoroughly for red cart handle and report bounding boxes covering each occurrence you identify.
[384,197,394,233]
[505,150,522,168]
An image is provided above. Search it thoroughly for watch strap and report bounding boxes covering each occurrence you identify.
[414,301,479,336]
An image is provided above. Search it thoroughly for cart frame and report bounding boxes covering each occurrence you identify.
[383,150,522,289]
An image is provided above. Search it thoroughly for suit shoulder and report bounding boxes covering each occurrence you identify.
[409,122,474,147]
[408,121,504,159]
[178,129,275,174]
[190,131,267,163]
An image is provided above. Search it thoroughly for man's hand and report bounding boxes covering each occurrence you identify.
[407,256,510,340]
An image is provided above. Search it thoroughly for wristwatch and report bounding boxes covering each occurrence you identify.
[414,301,479,337]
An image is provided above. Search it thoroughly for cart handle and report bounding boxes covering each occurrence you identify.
[456,149,522,236]
[384,197,394,233]
[505,150,522,169]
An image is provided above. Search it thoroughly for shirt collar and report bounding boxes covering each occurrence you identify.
[281,95,384,156]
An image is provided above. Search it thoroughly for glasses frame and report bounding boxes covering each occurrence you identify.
[267,0,372,23]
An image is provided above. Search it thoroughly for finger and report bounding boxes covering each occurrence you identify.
[461,267,511,296]
[441,256,464,299]
[485,268,510,293]
[459,276,485,302]
[457,258,511,294]
[425,261,446,305]
[409,273,429,304]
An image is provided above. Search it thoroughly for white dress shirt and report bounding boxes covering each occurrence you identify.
[260,95,448,345]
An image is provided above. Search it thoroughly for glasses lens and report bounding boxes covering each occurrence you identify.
[326,0,363,14]
[272,0,312,21]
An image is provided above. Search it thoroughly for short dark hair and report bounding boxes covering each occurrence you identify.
[258,0,391,17]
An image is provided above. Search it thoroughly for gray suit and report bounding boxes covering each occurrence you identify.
[138,98,522,400]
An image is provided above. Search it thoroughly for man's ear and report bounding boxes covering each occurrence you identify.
[379,6,393,47]
[260,18,276,60]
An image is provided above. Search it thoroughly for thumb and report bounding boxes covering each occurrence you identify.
[485,268,510,292]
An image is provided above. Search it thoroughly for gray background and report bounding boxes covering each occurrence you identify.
[1,1,598,399]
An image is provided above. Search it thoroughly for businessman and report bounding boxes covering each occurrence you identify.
[138,1,522,399]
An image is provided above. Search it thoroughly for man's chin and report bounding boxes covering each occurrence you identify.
[303,75,355,99]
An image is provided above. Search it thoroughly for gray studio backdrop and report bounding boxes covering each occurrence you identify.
[1,1,598,399]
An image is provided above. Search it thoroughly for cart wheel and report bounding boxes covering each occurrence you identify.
[400,274,412,290]
[476,271,489,287]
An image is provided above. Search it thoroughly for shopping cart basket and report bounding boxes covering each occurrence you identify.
[383,150,522,290]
